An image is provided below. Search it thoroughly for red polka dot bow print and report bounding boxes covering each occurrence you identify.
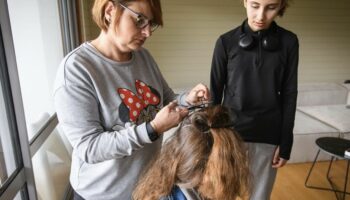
[118,80,160,122]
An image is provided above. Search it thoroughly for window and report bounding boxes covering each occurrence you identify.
[0,0,78,199]
[0,72,18,186]
[6,0,64,141]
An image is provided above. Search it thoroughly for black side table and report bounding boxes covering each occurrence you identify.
[305,137,350,200]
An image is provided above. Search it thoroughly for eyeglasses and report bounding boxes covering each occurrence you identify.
[119,3,159,32]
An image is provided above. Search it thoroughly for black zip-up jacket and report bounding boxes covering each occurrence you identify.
[210,20,299,160]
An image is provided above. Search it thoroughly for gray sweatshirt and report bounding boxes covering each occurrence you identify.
[54,42,186,199]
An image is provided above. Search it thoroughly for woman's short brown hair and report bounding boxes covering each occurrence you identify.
[92,0,163,32]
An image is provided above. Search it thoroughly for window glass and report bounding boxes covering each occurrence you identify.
[7,0,64,140]
[13,188,25,200]
[0,75,17,186]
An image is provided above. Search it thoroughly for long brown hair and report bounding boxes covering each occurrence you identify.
[133,105,250,200]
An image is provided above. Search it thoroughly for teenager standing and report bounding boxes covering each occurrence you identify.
[210,0,298,199]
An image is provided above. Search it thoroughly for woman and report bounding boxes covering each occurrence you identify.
[210,0,299,199]
[133,105,250,200]
[54,0,209,199]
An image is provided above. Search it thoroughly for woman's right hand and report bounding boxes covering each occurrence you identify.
[150,101,188,133]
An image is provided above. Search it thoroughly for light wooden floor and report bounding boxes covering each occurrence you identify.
[271,160,350,200]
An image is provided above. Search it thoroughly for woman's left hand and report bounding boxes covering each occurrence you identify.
[185,83,210,105]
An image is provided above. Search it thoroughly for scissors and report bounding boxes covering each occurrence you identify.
[185,101,213,111]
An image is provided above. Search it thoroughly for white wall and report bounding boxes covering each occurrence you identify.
[78,0,350,89]
[278,1,350,83]
[144,0,243,88]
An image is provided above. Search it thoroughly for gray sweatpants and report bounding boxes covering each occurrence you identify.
[246,142,277,200]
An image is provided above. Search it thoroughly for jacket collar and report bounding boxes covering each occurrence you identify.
[243,19,277,37]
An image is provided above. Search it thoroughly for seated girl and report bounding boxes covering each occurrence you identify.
[132,105,250,200]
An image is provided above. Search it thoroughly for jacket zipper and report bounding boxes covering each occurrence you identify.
[257,31,262,67]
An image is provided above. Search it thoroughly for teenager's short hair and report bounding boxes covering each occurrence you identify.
[279,0,290,17]
[133,105,250,200]
[243,0,290,17]
[92,0,163,31]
